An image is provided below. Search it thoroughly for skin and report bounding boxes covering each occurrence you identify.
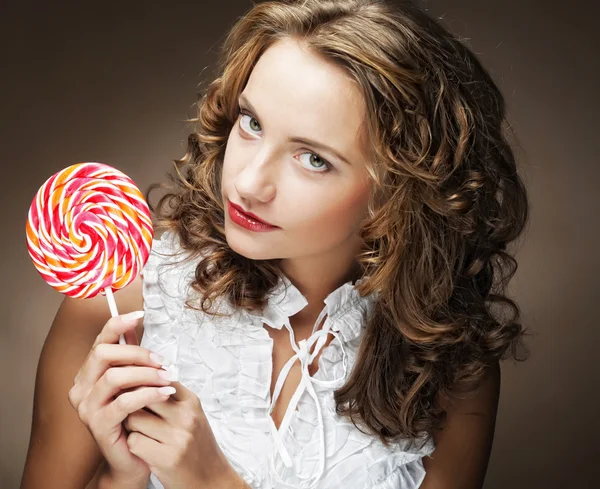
[221,37,374,328]
[21,36,499,489]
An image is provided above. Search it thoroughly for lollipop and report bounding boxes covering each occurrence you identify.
[26,162,154,344]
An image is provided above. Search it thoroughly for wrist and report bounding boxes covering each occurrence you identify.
[212,463,250,489]
[197,454,245,489]
[98,468,149,489]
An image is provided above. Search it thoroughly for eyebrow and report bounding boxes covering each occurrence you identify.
[238,93,352,166]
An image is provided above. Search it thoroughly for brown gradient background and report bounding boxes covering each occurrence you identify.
[1,1,597,488]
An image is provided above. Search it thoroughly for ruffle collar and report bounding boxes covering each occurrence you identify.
[251,273,380,343]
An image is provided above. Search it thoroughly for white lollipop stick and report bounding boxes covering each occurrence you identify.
[104,287,127,345]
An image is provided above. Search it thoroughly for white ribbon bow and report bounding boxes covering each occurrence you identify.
[268,308,348,488]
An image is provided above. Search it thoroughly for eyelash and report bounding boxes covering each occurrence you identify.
[236,106,333,175]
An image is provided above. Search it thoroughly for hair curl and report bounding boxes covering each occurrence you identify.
[148,0,531,448]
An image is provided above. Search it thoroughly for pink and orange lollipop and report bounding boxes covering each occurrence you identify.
[26,162,154,344]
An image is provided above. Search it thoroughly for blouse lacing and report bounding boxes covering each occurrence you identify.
[260,274,366,488]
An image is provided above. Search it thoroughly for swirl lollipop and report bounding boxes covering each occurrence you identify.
[26,162,154,344]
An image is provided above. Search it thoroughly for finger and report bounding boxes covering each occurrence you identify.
[98,386,175,432]
[77,314,141,381]
[127,431,164,469]
[123,326,138,346]
[138,376,181,419]
[166,380,190,402]
[145,380,201,422]
[93,311,145,348]
[125,409,169,443]
[77,344,164,391]
[141,395,176,418]
[86,366,172,411]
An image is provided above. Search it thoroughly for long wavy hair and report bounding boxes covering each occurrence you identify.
[149,0,530,447]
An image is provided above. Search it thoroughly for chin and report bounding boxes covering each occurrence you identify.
[225,233,276,261]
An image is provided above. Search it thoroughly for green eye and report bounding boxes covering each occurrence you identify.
[239,114,262,134]
[298,153,331,173]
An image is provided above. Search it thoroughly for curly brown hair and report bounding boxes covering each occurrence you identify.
[148,0,530,448]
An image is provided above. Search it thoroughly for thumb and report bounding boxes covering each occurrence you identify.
[93,310,145,347]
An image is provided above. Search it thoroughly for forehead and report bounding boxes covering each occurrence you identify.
[242,38,370,162]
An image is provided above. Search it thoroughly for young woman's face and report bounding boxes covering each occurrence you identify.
[221,37,373,263]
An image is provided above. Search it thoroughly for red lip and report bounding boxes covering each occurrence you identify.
[228,200,278,227]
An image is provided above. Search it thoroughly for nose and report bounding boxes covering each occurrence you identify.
[234,145,278,203]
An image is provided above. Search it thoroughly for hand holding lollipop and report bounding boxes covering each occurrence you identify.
[26,162,154,344]
[26,162,178,486]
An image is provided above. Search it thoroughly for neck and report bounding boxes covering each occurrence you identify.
[277,234,364,331]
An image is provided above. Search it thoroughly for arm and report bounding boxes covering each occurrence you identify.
[419,361,501,489]
[20,276,144,489]
[87,459,146,489]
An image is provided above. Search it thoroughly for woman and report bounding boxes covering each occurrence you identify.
[20,1,529,488]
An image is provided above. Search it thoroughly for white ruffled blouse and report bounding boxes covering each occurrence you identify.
[140,231,435,489]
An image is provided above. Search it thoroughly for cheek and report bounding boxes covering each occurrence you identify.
[222,131,244,184]
[222,130,237,170]
[297,186,370,234]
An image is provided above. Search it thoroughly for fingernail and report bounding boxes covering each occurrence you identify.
[158,386,176,395]
[149,352,165,365]
[158,369,172,380]
[158,367,178,381]
[120,310,145,324]
[163,364,179,381]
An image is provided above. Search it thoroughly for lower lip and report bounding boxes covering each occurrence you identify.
[227,201,279,232]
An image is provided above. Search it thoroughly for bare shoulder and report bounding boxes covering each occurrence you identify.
[54,275,144,342]
[20,276,143,489]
